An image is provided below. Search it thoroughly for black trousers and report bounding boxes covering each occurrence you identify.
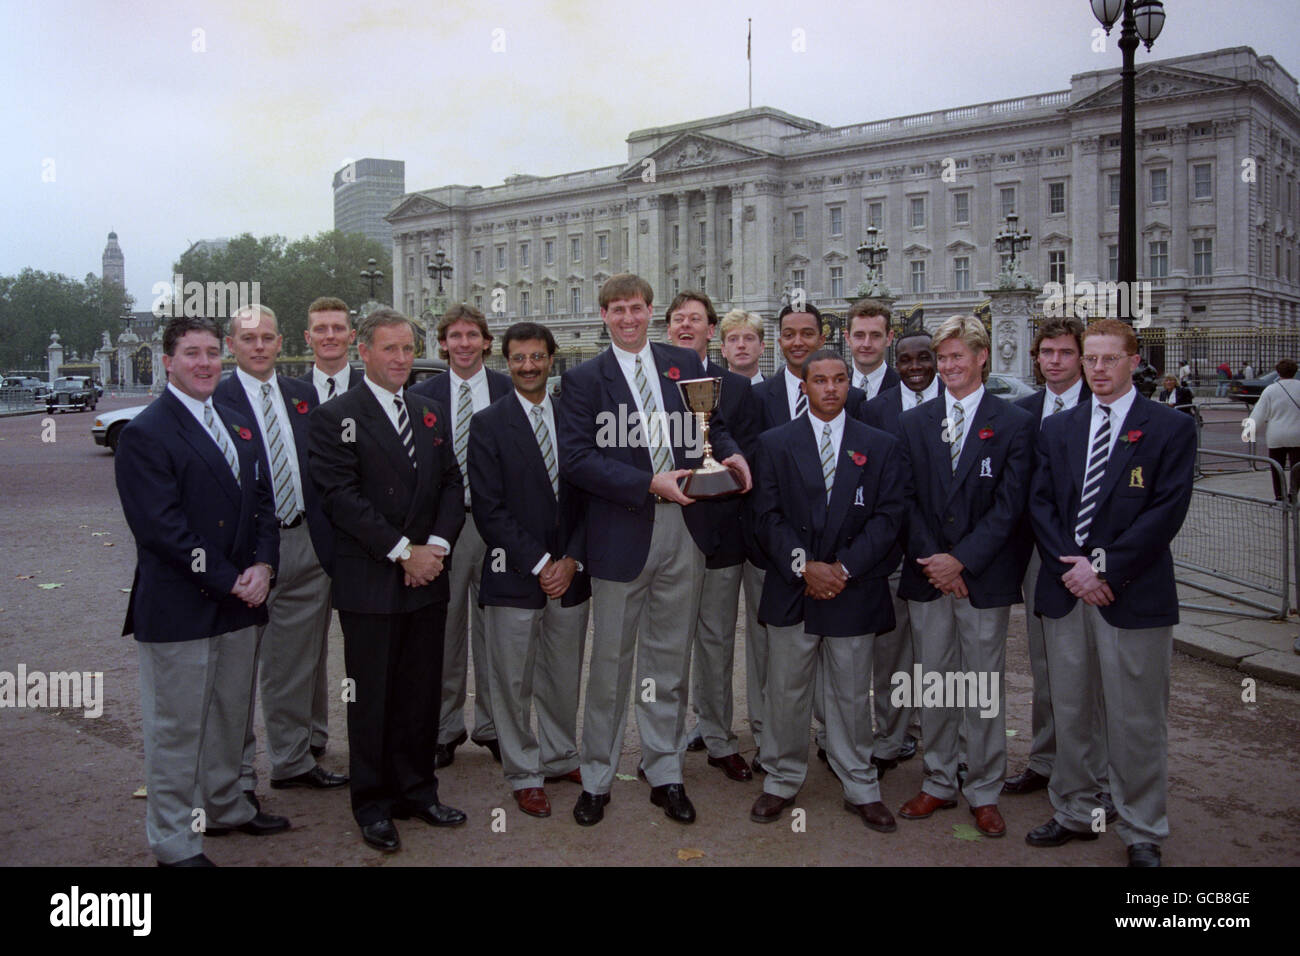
[1267,446,1300,501]
[339,602,446,825]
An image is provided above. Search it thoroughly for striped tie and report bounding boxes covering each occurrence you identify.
[914,389,924,406]
[795,388,808,419]
[819,422,835,501]
[1052,395,1065,415]
[634,356,675,475]
[949,401,965,473]
[203,404,240,485]
[326,376,336,399]
[1074,406,1111,546]
[260,383,296,523]
[532,404,558,498]
[455,382,473,502]
[394,395,416,468]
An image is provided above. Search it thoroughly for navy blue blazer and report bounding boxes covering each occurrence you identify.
[855,363,901,398]
[307,383,465,614]
[695,358,760,569]
[1030,394,1195,629]
[116,389,279,643]
[751,416,903,637]
[556,343,741,582]
[1010,382,1091,572]
[751,368,868,435]
[468,391,591,609]
[408,366,513,410]
[897,390,1035,607]
[214,373,336,576]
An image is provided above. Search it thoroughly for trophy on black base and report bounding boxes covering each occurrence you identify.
[675,376,743,500]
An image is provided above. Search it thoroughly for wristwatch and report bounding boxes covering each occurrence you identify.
[398,546,413,562]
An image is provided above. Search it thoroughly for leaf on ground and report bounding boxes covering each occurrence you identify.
[1006,729,1018,736]
[91,532,111,537]
[676,848,705,861]
[102,542,114,547]
[15,574,33,580]
[132,786,147,798]
[119,588,131,593]
[37,582,64,590]
[952,823,983,841]
[615,773,637,781]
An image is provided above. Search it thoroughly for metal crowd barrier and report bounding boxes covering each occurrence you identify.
[1174,448,1296,620]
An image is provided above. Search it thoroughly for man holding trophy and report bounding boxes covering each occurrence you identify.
[556,274,752,827]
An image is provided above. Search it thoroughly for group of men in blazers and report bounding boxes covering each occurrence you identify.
[117,266,1193,866]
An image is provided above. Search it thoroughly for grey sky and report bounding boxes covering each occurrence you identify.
[3,0,1298,309]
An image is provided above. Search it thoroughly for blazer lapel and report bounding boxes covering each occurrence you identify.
[359,385,418,481]
[1095,397,1150,507]
[165,392,242,508]
[1066,402,1091,497]
[923,399,954,499]
[600,348,653,472]
[949,396,998,497]
[508,396,554,499]
[822,421,866,555]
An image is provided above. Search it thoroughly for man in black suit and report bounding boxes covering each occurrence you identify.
[896,315,1034,839]
[116,315,286,866]
[216,305,348,799]
[846,298,901,400]
[748,303,868,771]
[557,273,750,826]
[665,291,759,783]
[307,307,467,852]
[468,322,591,819]
[749,349,903,831]
[1025,319,1195,867]
[410,304,513,768]
[301,296,361,403]
[1002,317,1105,803]
[860,330,944,775]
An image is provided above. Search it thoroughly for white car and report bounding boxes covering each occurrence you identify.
[92,404,148,452]
[985,373,1037,401]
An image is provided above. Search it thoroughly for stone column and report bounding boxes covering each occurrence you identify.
[731,182,747,308]
[986,288,1037,382]
[1170,127,1190,281]
[150,328,166,394]
[705,187,718,298]
[675,190,690,292]
[46,331,64,382]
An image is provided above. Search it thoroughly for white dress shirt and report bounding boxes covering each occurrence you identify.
[235,367,305,516]
[856,363,889,400]
[944,383,985,464]
[518,390,560,575]
[749,372,764,386]
[168,382,237,458]
[449,365,493,433]
[1039,377,1085,426]
[363,374,452,561]
[904,377,941,407]
[808,408,846,463]
[612,340,671,451]
[311,363,351,404]
[1086,385,1139,472]
[783,366,807,420]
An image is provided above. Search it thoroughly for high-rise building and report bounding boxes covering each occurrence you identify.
[334,158,405,251]
[102,231,125,289]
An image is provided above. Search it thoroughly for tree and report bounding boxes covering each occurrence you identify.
[0,269,132,370]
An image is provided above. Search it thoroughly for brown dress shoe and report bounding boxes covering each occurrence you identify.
[749,792,793,823]
[898,791,958,819]
[707,753,754,782]
[845,800,897,833]
[544,768,582,785]
[514,787,551,818]
[970,804,1006,837]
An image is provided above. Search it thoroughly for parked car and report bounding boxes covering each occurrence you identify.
[46,376,98,413]
[985,372,1037,400]
[1228,370,1281,409]
[94,359,447,452]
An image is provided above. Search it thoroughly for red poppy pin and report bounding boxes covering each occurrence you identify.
[237,427,252,441]
[423,411,437,428]
[847,449,867,466]
[1120,429,1142,444]
[295,399,309,414]
[664,366,681,381]
[978,428,994,440]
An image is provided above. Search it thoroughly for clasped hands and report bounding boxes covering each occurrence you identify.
[917,553,967,597]
[401,544,447,587]
[231,563,272,607]
[1058,554,1114,606]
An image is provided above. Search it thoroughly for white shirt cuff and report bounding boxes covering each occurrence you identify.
[839,562,851,580]
[427,535,451,555]
[531,552,552,576]
[387,536,411,563]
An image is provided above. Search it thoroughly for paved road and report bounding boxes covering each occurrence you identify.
[0,394,1297,867]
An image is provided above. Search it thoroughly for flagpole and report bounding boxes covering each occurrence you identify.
[747,18,752,109]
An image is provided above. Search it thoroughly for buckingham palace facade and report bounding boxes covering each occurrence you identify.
[388,47,1299,366]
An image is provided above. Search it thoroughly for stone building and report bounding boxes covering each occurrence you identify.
[387,47,1300,369]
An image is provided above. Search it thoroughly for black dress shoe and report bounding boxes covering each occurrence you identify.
[361,819,400,852]
[816,746,829,763]
[650,783,696,824]
[751,756,766,774]
[1127,842,1161,867]
[396,803,467,827]
[1099,791,1118,824]
[158,853,216,867]
[472,736,502,763]
[271,765,349,789]
[573,790,610,826]
[434,730,468,769]
[871,754,899,779]
[205,811,291,837]
[1003,767,1050,794]
[1026,818,1099,847]
[957,762,968,789]
[898,735,918,761]
[244,789,260,813]
[310,743,326,759]
[685,734,706,752]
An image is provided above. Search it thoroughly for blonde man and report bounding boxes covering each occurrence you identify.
[719,309,766,384]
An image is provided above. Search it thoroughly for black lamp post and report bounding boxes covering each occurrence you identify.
[856,225,889,296]
[1091,0,1166,325]
[426,249,453,295]
[359,258,385,302]
[994,213,1033,275]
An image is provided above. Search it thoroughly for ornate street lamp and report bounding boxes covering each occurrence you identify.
[359,257,385,302]
[995,213,1033,276]
[426,249,453,295]
[855,225,890,299]
[1091,0,1166,325]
